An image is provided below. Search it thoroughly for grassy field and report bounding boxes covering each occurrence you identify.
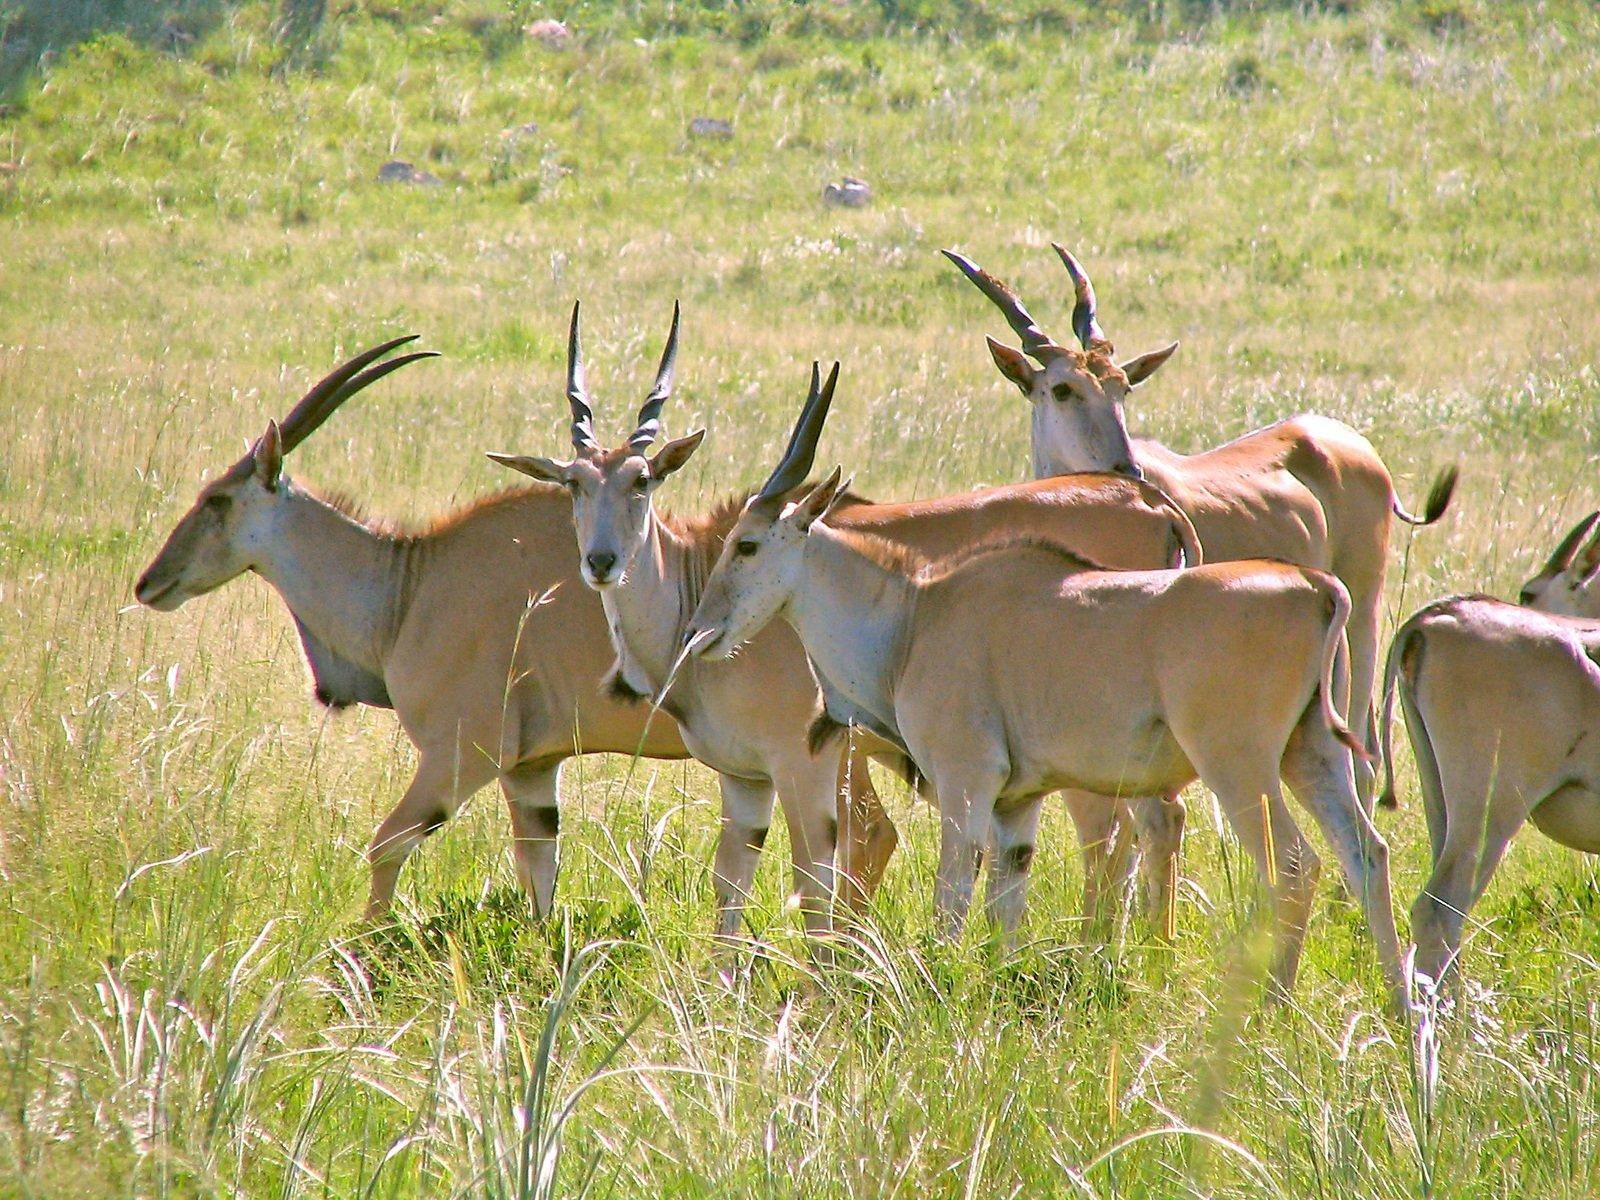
[4,0,1600,1194]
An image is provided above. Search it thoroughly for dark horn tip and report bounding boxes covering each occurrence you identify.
[1052,243,1085,275]
[370,332,422,354]
[941,248,982,276]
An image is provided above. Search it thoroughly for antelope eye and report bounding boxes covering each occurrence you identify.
[204,494,232,513]
[735,540,759,558]
[1050,383,1077,402]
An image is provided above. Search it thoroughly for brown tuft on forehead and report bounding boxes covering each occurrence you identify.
[1083,349,1127,385]
[595,446,639,469]
[1038,344,1124,386]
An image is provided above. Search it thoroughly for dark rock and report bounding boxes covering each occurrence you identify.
[377,160,443,187]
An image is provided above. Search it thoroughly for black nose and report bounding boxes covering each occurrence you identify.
[134,572,154,602]
[586,551,617,579]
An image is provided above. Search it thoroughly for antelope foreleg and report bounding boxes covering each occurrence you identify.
[501,761,562,918]
[929,763,1006,940]
[987,799,1045,937]
[712,774,777,943]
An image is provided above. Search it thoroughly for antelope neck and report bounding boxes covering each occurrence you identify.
[783,525,913,736]
[253,482,419,679]
[602,511,702,690]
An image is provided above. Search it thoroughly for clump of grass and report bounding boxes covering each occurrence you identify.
[1224,52,1271,96]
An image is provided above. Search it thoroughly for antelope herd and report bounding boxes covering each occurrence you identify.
[134,242,1598,1008]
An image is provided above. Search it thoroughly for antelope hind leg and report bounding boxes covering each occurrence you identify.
[1060,789,1127,943]
[365,752,499,921]
[1281,720,1407,1011]
[1131,793,1186,941]
[835,742,898,913]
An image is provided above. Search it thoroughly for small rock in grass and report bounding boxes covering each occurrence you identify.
[377,160,443,187]
[525,19,571,48]
[689,116,734,140]
[822,176,871,207]
[158,17,196,50]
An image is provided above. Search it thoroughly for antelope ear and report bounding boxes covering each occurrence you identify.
[1546,510,1600,575]
[1576,521,1600,582]
[1120,342,1178,387]
[253,420,284,491]
[790,467,848,531]
[647,429,706,480]
[486,452,573,484]
[986,337,1037,394]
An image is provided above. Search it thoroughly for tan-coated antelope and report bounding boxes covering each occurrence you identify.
[683,365,1409,1006]
[1382,512,1600,989]
[133,337,901,925]
[945,245,1457,808]
[488,304,1205,939]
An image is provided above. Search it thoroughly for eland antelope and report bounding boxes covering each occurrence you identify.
[683,363,1409,1006]
[488,303,1204,938]
[945,245,1457,808]
[132,337,902,924]
[1382,512,1600,988]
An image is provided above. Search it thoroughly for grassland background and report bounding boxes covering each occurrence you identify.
[3,0,1600,1195]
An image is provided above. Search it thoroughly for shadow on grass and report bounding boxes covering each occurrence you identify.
[0,0,324,104]
[343,885,660,1007]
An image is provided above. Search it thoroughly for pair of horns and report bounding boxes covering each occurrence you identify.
[755,361,841,504]
[942,243,1109,358]
[257,334,437,461]
[565,300,681,453]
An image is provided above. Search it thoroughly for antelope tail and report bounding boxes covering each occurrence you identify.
[1318,577,1373,762]
[1141,481,1202,568]
[1169,502,1204,568]
[1393,464,1460,527]
[1377,617,1421,809]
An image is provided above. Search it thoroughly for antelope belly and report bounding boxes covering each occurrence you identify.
[1005,713,1190,800]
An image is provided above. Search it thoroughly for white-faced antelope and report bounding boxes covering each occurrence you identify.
[1382,513,1600,989]
[945,246,1458,809]
[132,338,895,924]
[488,305,1207,939]
[684,365,1409,1006]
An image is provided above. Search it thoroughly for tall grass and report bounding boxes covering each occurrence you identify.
[4,0,1600,1194]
